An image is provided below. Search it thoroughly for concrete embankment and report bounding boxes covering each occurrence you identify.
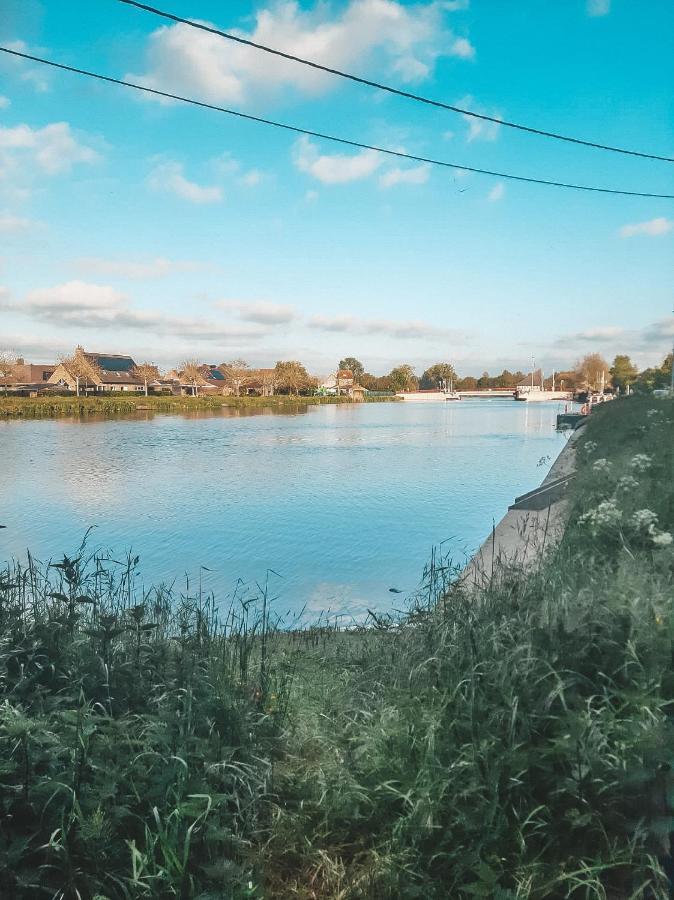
[461,424,585,589]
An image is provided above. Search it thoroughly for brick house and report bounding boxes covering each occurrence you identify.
[0,358,56,390]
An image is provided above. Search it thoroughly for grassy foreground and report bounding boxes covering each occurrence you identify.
[0,396,672,898]
[0,394,395,418]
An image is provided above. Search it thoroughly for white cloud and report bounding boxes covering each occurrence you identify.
[557,325,626,345]
[487,182,505,201]
[241,169,263,187]
[458,95,502,142]
[74,257,207,280]
[147,161,223,203]
[449,37,474,59]
[211,153,265,186]
[293,135,382,184]
[641,316,674,345]
[587,0,610,16]
[307,313,464,341]
[0,97,10,109]
[0,122,99,175]
[550,318,673,370]
[379,163,430,188]
[218,300,298,324]
[0,211,41,233]
[619,217,673,238]
[304,189,319,203]
[11,280,267,343]
[127,0,474,106]
[24,281,127,322]
[0,41,50,92]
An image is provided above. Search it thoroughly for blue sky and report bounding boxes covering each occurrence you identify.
[1,0,672,376]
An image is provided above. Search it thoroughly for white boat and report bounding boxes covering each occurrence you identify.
[515,364,571,402]
[396,390,450,401]
[442,377,460,401]
[396,379,461,401]
[514,387,572,402]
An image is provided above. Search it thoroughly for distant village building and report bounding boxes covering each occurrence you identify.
[318,370,365,400]
[48,351,145,392]
[244,368,277,397]
[199,365,228,394]
[318,374,338,396]
[0,358,56,393]
[336,369,354,396]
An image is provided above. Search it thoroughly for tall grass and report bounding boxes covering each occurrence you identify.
[0,396,671,898]
[0,543,293,898]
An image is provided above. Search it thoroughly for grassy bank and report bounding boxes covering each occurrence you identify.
[0,393,397,418]
[0,396,672,898]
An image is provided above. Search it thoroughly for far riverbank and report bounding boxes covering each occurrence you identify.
[0,392,397,418]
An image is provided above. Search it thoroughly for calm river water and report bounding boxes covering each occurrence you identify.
[1,400,567,621]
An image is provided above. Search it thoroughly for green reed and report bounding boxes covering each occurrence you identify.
[0,393,396,419]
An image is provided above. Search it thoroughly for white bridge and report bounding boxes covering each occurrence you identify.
[396,389,516,401]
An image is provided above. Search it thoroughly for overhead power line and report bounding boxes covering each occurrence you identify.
[118,0,674,164]
[2,46,673,200]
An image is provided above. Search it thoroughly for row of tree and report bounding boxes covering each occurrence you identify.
[338,352,673,394]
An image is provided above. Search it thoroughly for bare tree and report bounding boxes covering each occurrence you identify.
[575,353,610,392]
[220,359,250,397]
[0,350,18,384]
[133,362,161,397]
[180,359,206,397]
[59,348,102,397]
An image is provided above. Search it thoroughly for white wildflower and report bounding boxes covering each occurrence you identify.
[646,408,663,418]
[652,531,673,547]
[592,458,612,473]
[630,453,652,472]
[583,440,598,455]
[631,509,659,531]
[616,475,639,493]
[579,499,622,533]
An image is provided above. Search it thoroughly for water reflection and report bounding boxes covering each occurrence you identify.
[1,401,567,618]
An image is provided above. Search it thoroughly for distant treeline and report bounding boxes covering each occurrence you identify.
[340,352,673,394]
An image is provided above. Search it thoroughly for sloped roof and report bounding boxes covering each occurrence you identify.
[84,352,136,372]
[202,368,226,381]
[97,371,144,385]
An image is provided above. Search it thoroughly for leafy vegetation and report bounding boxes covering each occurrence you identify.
[0,546,291,898]
[0,396,672,897]
[0,393,395,419]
